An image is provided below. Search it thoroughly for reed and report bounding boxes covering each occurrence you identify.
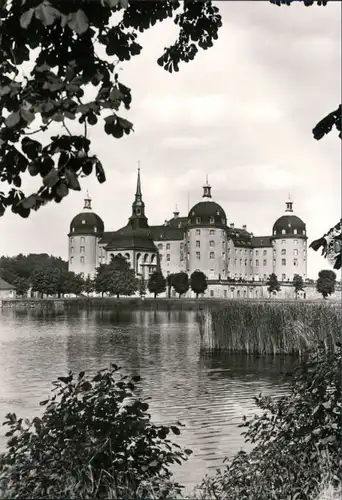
[203,301,341,355]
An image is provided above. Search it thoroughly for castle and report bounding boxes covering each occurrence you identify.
[67,169,308,298]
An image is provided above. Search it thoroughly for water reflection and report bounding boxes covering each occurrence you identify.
[0,309,291,492]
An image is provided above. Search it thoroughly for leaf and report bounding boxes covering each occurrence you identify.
[56,182,69,198]
[43,168,60,188]
[170,426,181,435]
[20,8,35,29]
[35,3,61,26]
[5,112,21,128]
[20,108,35,125]
[39,399,49,406]
[68,9,89,34]
[65,169,81,190]
[95,160,106,183]
[21,194,38,209]
[0,85,11,96]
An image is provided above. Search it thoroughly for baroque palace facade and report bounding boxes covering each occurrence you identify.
[68,170,308,298]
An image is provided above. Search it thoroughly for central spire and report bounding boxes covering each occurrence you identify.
[202,174,212,199]
[129,163,148,229]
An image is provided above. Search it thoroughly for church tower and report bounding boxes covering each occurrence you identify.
[128,167,149,230]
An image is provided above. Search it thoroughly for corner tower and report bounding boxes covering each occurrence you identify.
[272,196,307,281]
[186,177,228,279]
[68,192,104,278]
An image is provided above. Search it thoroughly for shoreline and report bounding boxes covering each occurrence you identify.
[0,296,338,311]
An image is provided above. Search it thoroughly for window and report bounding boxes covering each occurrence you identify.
[263,249,267,256]
[82,220,86,225]
[239,259,242,266]
[196,229,201,235]
[228,258,231,265]
[263,259,267,266]
[70,256,74,264]
[303,230,306,235]
[71,246,74,253]
[70,237,74,244]
[222,252,226,258]
[282,229,286,234]
[158,243,163,250]
[196,240,200,248]
[180,253,183,261]
[281,249,286,255]
[245,259,248,266]
[282,274,286,281]
[293,249,298,256]
[160,255,163,262]
[180,243,184,250]
[250,259,252,265]
[224,290,227,298]
[196,217,201,224]
[209,240,215,247]
[80,256,84,264]
[210,252,214,259]
[80,246,85,253]
[94,227,97,232]
[196,252,200,260]
[294,240,298,245]
[72,227,75,232]
[256,250,259,256]
[240,249,242,255]
[210,229,215,235]
[209,217,215,224]
[222,230,225,237]
[166,254,170,261]
[256,259,259,266]
[210,290,214,297]
[293,258,298,266]
[263,274,267,280]
[81,237,85,244]
[282,240,286,244]
[293,229,297,234]
[222,241,225,249]
[166,243,170,250]
[282,258,286,265]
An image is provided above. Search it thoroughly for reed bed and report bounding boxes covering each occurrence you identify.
[201,301,341,355]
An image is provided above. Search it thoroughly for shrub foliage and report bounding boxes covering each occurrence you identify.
[198,342,342,500]
[0,364,192,499]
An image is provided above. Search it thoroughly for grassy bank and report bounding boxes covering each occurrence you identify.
[1,297,230,311]
[204,301,341,354]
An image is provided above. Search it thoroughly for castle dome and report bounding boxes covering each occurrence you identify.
[69,193,104,236]
[188,177,227,228]
[273,198,306,238]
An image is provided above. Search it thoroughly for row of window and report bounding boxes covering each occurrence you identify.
[190,217,225,225]
[275,229,306,236]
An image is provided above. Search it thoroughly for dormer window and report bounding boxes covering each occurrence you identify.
[293,229,297,234]
[221,218,225,224]
[82,220,86,224]
[282,229,286,234]
[303,229,306,235]
[72,227,75,232]
[94,227,97,232]
[209,217,215,224]
[196,217,201,224]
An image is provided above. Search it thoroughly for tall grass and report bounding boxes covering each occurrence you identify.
[201,301,341,355]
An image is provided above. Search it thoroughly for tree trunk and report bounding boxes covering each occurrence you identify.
[154,292,157,298]
[102,292,104,297]
[117,293,119,298]
[196,292,199,299]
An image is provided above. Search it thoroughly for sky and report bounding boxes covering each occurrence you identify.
[0,1,341,278]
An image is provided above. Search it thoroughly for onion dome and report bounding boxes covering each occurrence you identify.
[188,177,227,228]
[273,197,306,238]
[69,192,104,236]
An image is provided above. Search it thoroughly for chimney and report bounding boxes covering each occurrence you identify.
[230,223,234,229]
[242,224,247,230]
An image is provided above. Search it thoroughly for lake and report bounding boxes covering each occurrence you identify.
[0,309,294,493]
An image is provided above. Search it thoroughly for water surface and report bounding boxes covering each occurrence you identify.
[0,309,294,492]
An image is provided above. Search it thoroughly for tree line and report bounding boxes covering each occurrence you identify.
[0,253,337,299]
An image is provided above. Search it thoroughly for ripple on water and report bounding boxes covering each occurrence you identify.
[0,309,293,493]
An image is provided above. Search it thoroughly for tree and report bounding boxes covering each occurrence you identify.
[94,256,137,298]
[190,270,207,298]
[0,1,222,218]
[83,275,94,296]
[0,365,192,498]
[172,272,189,298]
[316,269,337,299]
[266,273,280,298]
[292,274,305,299]
[147,271,166,298]
[31,266,60,297]
[11,276,29,296]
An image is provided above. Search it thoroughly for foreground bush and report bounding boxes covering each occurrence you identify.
[197,342,342,500]
[0,364,192,499]
[207,302,341,354]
